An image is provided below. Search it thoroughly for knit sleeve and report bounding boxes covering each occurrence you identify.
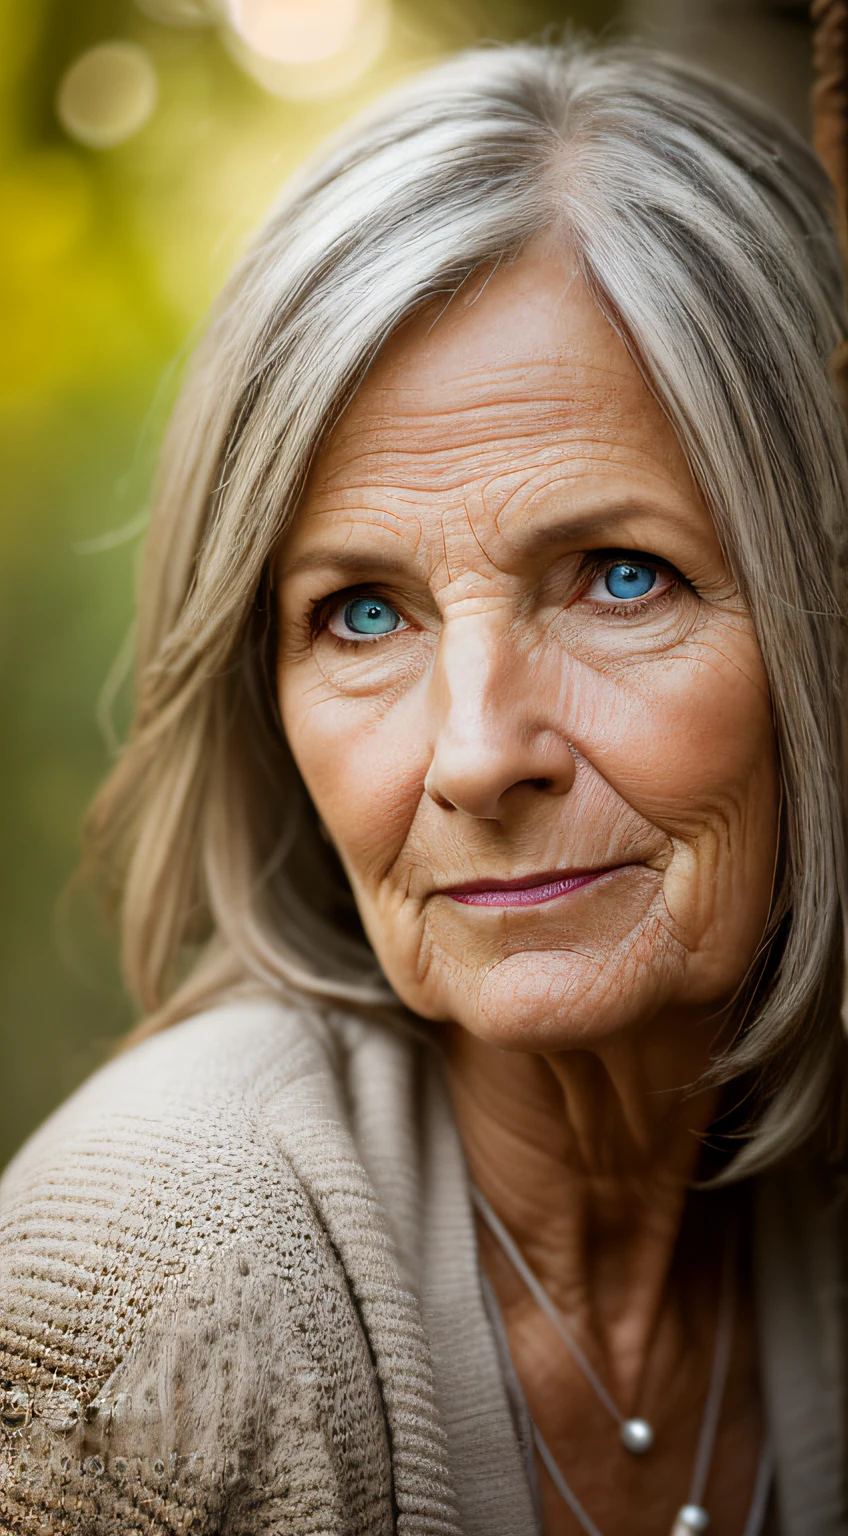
[0,1104,236,1533]
[0,1010,394,1536]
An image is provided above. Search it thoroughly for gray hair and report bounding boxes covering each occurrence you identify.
[89,38,848,1178]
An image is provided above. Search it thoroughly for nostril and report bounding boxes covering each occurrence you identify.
[428,787,457,812]
[529,777,551,791]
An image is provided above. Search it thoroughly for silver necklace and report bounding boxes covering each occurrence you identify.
[473,1187,773,1536]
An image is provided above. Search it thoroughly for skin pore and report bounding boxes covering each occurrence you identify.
[275,238,780,1534]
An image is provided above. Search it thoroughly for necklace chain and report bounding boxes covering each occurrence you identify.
[472,1186,772,1536]
[473,1187,627,1429]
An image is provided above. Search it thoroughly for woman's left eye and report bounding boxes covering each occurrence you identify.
[327,595,406,639]
[585,560,671,606]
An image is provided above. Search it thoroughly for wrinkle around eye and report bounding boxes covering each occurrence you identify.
[310,618,434,699]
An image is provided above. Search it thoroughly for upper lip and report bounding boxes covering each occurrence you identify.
[438,865,617,896]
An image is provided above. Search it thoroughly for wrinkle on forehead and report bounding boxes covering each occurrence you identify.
[312,249,692,503]
[322,382,638,492]
[312,388,693,513]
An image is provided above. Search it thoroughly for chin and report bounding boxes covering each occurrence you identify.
[419,942,682,1053]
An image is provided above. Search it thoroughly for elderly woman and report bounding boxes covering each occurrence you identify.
[1,37,846,1536]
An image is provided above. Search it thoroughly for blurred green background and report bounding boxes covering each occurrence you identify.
[0,0,813,1169]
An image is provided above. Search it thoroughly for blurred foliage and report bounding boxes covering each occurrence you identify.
[0,0,619,1169]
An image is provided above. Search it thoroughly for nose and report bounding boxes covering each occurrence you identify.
[423,615,577,820]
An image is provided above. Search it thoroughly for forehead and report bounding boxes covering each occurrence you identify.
[307,238,695,503]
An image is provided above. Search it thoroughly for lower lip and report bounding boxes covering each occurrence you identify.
[446,870,612,908]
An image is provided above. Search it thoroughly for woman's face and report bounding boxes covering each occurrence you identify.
[276,242,779,1060]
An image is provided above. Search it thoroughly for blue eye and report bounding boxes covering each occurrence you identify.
[604,562,656,601]
[342,597,401,636]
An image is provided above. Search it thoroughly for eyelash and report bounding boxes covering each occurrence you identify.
[310,558,685,641]
[586,591,675,621]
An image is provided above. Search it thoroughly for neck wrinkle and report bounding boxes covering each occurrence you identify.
[441,1021,724,1395]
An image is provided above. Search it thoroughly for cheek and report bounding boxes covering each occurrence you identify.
[277,669,427,890]
[571,642,773,819]
[579,634,779,960]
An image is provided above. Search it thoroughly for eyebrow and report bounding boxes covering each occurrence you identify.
[495,489,698,544]
[280,546,415,582]
[517,508,645,551]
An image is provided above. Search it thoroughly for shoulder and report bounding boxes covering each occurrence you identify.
[2,996,334,1222]
[0,998,394,1534]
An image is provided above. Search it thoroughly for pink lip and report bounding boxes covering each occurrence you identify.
[442,867,617,908]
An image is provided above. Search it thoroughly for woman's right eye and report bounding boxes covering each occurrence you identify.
[326,595,407,640]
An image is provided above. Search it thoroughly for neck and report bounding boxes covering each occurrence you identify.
[442,1015,726,1402]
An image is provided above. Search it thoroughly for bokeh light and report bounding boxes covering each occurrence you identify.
[56,42,158,150]
[224,0,389,97]
[228,0,365,64]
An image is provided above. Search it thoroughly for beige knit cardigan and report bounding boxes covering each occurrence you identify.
[0,999,845,1535]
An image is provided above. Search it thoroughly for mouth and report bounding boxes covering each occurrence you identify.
[440,866,622,908]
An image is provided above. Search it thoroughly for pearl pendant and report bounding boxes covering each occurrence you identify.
[619,1418,654,1455]
[671,1506,710,1535]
